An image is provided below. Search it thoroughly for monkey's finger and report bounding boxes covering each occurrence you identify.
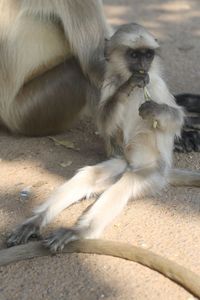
[134,73,149,88]
[43,228,78,253]
[144,73,150,85]
[129,73,147,87]
[7,224,40,247]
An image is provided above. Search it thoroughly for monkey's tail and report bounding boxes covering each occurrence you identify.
[0,240,200,299]
[169,168,200,187]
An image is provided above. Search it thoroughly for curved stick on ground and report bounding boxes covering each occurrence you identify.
[0,239,200,299]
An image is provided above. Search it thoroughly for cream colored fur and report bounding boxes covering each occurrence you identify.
[0,0,111,131]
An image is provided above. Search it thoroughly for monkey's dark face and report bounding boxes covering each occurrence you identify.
[126,48,155,74]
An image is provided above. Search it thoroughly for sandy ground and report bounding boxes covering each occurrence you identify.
[0,0,200,299]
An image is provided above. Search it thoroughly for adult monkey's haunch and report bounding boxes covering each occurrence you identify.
[0,0,110,135]
[7,24,200,251]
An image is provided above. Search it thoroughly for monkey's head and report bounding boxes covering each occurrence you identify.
[105,23,159,77]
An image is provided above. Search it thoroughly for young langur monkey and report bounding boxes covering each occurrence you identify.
[7,24,200,251]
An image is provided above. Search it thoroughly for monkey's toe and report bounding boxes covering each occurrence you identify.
[43,228,78,253]
[7,223,40,247]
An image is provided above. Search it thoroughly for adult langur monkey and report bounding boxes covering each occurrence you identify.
[0,0,199,152]
[0,0,110,135]
[7,24,200,251]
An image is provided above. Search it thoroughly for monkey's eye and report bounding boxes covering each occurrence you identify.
[128,50,138,58]
[145,49,155,58]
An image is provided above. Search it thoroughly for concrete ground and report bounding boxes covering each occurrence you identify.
[0,0,200,299]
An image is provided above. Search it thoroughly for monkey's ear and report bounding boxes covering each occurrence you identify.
[104,38,111,61]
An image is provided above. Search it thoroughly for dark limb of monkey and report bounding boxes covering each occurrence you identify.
[174,94,200,152]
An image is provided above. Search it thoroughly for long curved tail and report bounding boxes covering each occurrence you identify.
[169,168,200,187]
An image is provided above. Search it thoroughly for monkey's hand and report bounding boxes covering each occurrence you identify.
[129,72,149,88]
[43,228,81,253]
[139,100,169,130]
[120,72,149,96]
[7,222,41,247]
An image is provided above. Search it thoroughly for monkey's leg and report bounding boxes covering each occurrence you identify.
[7,158,127,247]
[6,58,90,136]
[44,168,163,252]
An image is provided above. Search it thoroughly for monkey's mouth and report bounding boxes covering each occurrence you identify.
[134,69,148,75]
[129,65,149,75]
[134,71,150,86]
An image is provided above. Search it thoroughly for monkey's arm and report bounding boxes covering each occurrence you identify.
[56,0,110,85]
[98,73,149,155]
[96,87,124,156]
[98,73,148,137]
[22,0,110,86]
[141,76,184,133]
[139,100,184,133]
[148,76,200,151]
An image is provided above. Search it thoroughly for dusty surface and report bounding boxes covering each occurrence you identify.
[0,0,200,299]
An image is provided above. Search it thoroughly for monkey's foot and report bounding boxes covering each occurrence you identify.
[43,228,80,253]
[7,223,41,247]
